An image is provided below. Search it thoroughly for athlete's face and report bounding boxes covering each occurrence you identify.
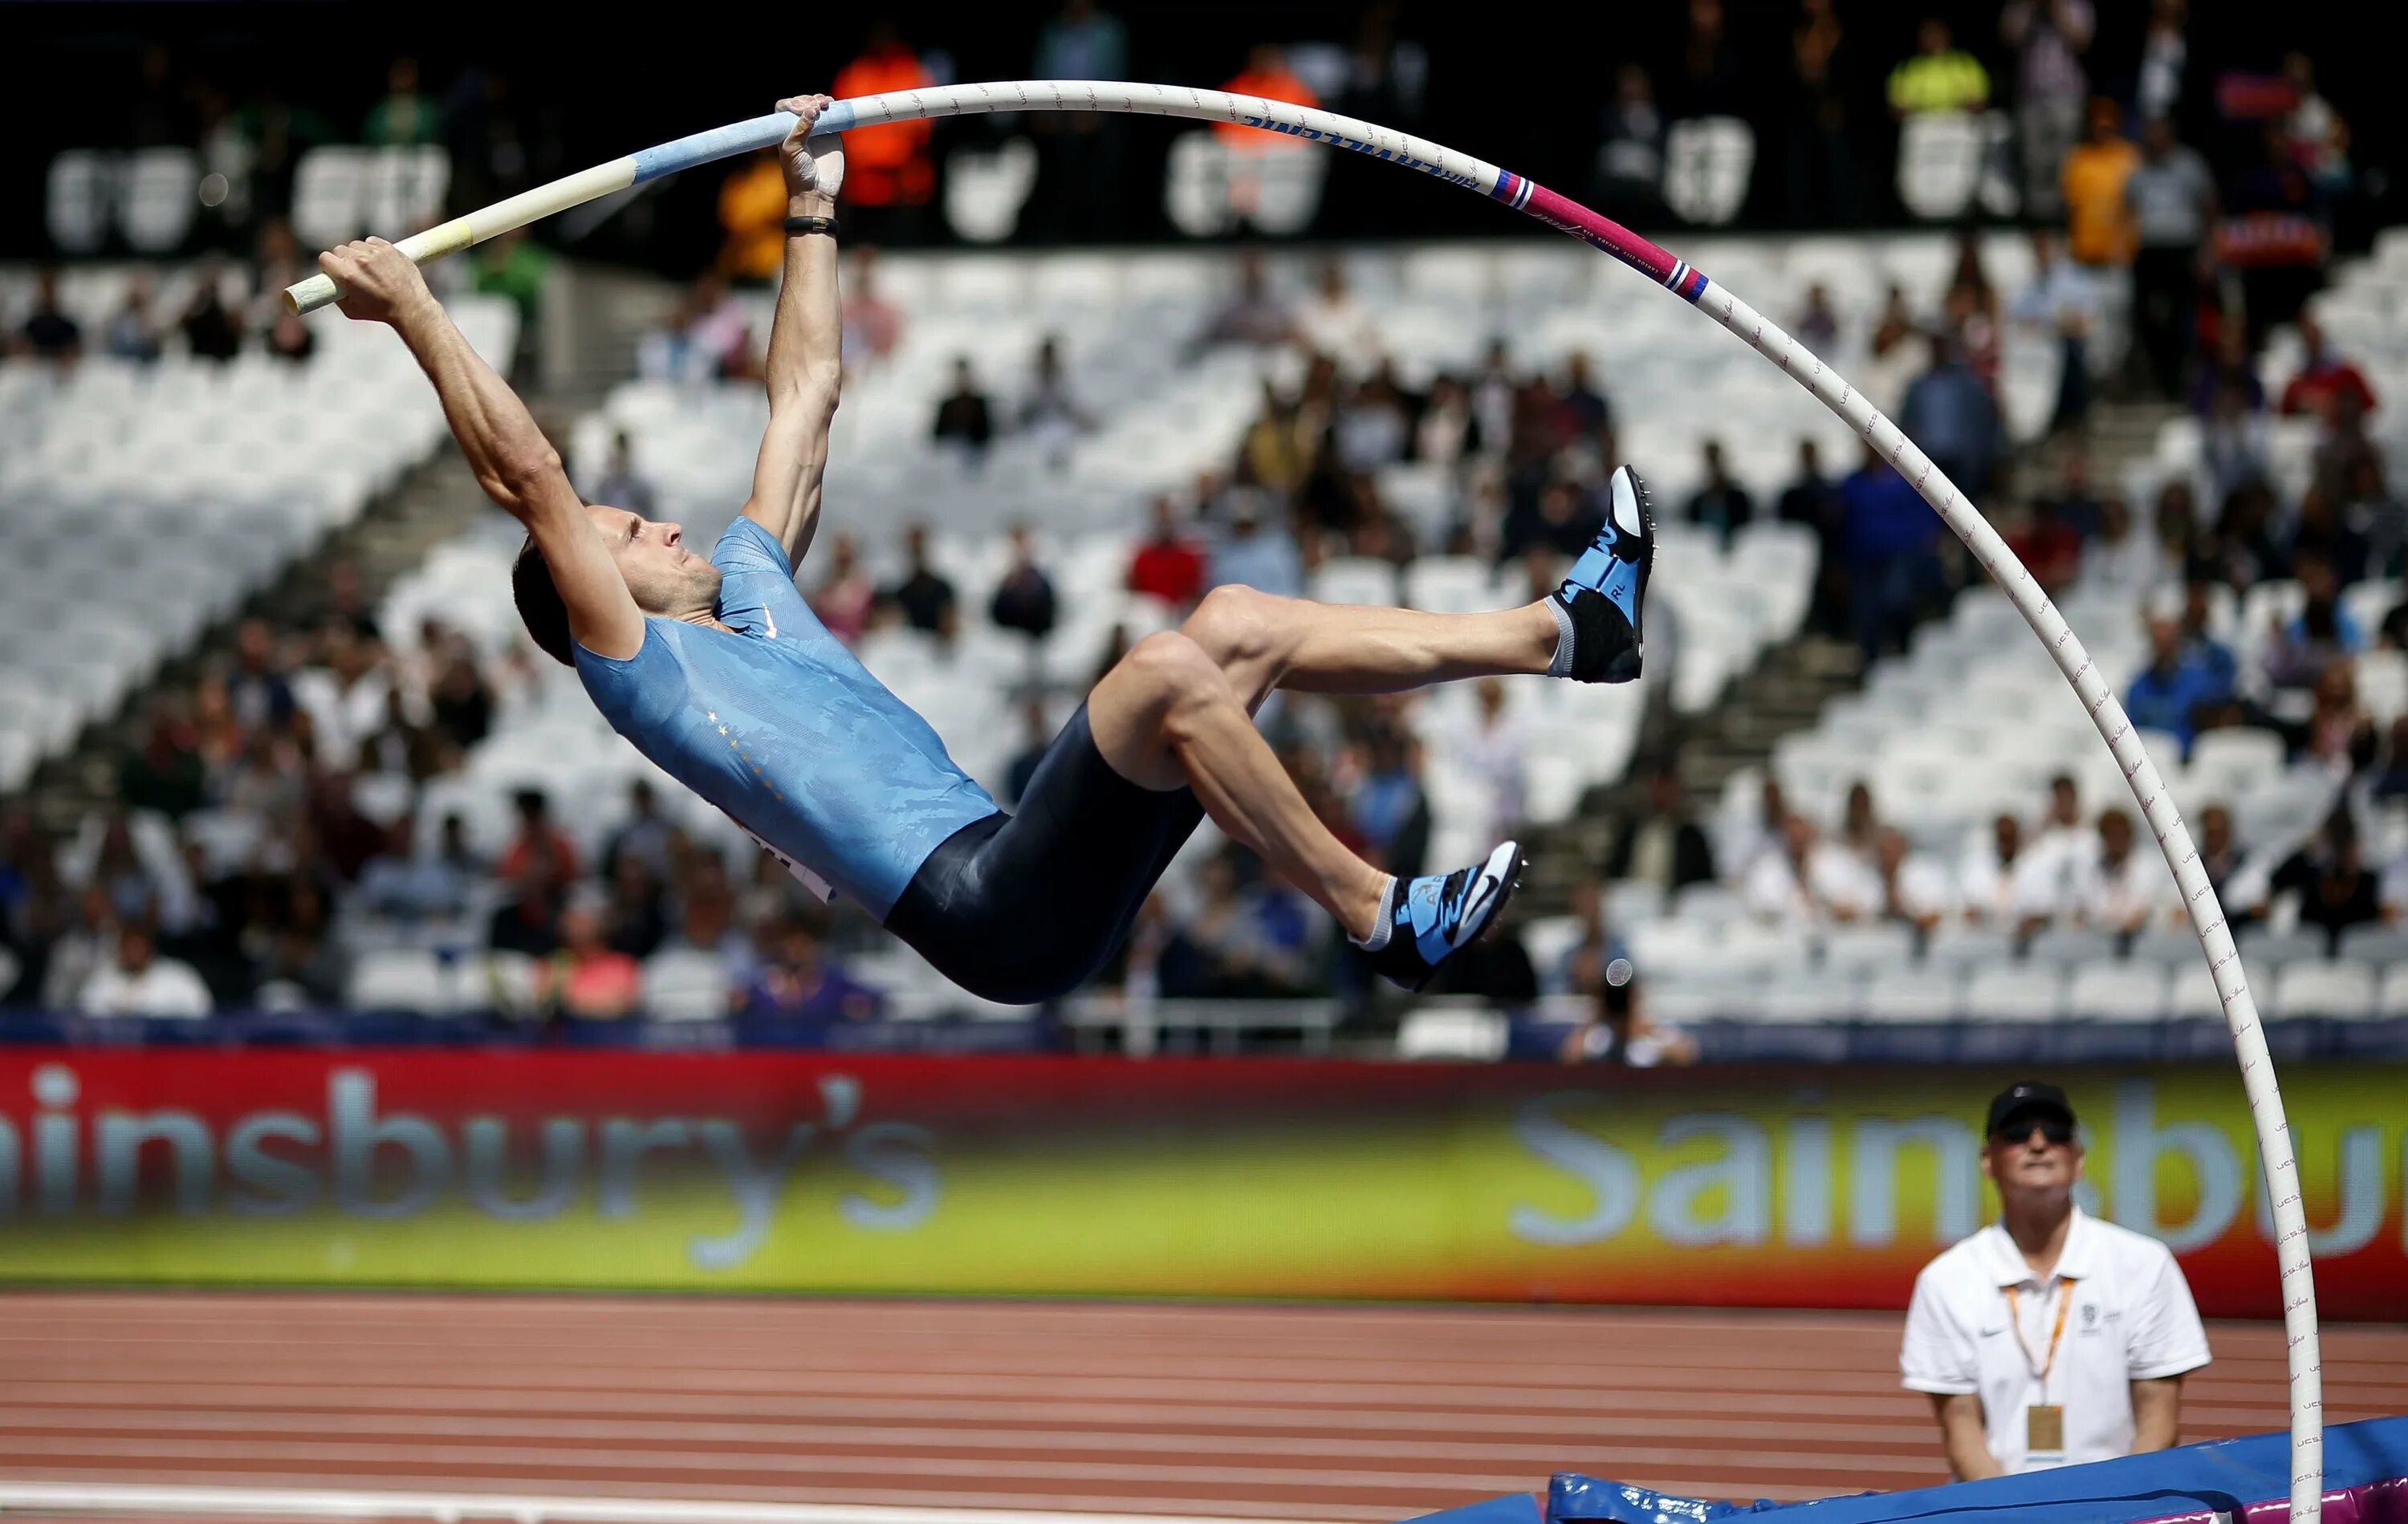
[588,505,722,617]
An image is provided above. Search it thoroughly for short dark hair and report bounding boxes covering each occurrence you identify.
[511,534,573,666]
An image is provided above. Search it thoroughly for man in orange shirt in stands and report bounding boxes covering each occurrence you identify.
[1218,43,1320,151]
[2060,98,2138,271]
[832,22,937,238]
[718,151,790,283]
[1216,43,1323,225]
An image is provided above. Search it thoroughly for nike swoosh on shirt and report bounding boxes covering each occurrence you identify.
[1977,1325,2007,1337]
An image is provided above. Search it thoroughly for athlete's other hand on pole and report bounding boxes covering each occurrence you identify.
[319,238,434,326]
[776,94,846,202]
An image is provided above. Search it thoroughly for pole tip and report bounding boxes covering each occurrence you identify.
[286,273,340,316]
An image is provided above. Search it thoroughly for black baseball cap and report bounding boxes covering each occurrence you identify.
[1986,1081,2076,1138]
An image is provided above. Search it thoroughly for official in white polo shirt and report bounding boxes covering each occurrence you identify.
[1900,1081,2211,1477]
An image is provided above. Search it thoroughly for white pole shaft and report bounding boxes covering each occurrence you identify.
[1693,291,2325,1522]
[280,80,2325,1520]
[285,159,639,315]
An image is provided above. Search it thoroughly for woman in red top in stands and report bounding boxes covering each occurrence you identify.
[1126,496,1208,608]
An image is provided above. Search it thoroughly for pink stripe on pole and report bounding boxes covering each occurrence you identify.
[2135,1477,2408,1524]
[1519,182,1681,286]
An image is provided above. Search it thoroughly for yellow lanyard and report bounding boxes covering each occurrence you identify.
[2004,1279,2077,1388]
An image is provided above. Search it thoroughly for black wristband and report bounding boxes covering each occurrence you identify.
[784,215,840,238]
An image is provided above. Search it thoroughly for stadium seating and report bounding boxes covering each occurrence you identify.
[0,263,518,793]
[1612,240,2408,1029]
[25,229,2396,1030]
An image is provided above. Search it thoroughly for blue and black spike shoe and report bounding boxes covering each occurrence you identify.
[1549,464,1655,685]
[1364,841,1527,993]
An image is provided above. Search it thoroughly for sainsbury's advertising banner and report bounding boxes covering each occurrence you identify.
[0,1051,2398,1317]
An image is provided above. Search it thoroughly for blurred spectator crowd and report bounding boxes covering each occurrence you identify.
[0,583,900,1029]
[26,4,2375,255]
[5,230,336,371]
[1701,764,2395,954]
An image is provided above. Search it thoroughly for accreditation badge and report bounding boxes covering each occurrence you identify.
[2027,1403,2066,1466]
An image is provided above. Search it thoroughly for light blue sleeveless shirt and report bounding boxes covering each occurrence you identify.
[573,517,999,918]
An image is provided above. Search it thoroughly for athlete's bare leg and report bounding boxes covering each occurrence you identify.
[1178,584,1562,709]
[1086,632,1389,940]
[1083,466,1651,977]
[1084,593,1566,940]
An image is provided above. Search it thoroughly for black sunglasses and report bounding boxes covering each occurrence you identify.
[1993,1116,2076,1145]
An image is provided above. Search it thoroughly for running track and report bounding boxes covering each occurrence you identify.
[2,1295,2403,1522]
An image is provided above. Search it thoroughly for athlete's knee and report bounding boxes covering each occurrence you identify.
[1183,583,1292,670]
[1121,632,1235,743]
[1121,630,1226,705]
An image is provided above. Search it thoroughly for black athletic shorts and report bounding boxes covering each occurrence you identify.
[885,704,1206,1005]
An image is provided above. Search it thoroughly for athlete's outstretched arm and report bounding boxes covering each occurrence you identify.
[742,93,845,564]
[318,238,645,660]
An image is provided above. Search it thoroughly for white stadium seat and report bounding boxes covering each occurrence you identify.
[1861,968,1963,1023]
[46,150,115,254]
[1719,920,1812,975]
[1963,961,2064,1022]
[2129,931,2205,968]
[944,138,1039,244]
[1396,1007,1507,1060]
[1404,556,1502,614]
[2272,960,2377,1020]
[1628,919,1720,981]
[348,950,449,1014]
[1820,923,1917,977]
[363,146,449,238]
[1520,916,1587,989]
[2026,929,2117,968]
[2379,965,2408,1018]
[2166,961,2233,1021]
[1924,929,2015,972]
[291,146,371,250]
[1662,117,1755,226]
[120,148,199,253]
[642,950,734,1022]
[1757,974,1863,1023]
[1308,557,1400,608]
[2235,928,2329,976]
[1674,884,1746,926]
[1234,142,1329,237]
[1605,880,1666,928]
[2188,729,2286,803]
[2337,924,2408,966]
[1895,111,1984,221]
[2064,961,2170,1022]
[0,728,37,794]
